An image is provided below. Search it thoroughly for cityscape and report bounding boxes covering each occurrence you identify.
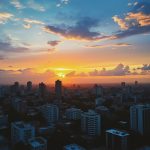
[0,0,150,150]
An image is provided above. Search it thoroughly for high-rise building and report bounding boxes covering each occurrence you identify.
[106,129,129,150]
[40,104,59,125]
[81,110,101,136]
[39,82,46,97]
[93,84,103,97]
[130,104,150,135]
[11,121,35,145]
[65,107,82,120]
[55,80,62,100]
[27,81,32,92]
[28,137,47,150]
[11,98,27,113]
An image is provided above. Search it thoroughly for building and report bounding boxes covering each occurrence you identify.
[130,104,150,135]
[11,121,35,145]
[27,81,32,92]
[64,144,86,150]
[55,80,62,100]
[65,107,82,120]
[95,97,105,107]
[39,82,47,97]
[11,98,27,113]
[40,104,59,125]
[106,129,129,150]
[0,114,8,129]
[28,137,47,150]
[93,84,103,97]
[81,110,101,136]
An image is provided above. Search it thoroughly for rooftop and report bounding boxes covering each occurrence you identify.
[106,129,129,137]
[64,144,86,150]
[12,121,33,129]
[28,137,46,147]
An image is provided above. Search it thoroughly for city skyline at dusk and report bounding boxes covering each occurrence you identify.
[0,0,150,84]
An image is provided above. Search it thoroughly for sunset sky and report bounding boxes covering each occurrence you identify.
[0,0,150,84]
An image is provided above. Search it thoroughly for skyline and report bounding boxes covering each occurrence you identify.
[0,0,150,84]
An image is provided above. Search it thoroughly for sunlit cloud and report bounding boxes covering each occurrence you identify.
[86,43,132,49]
[0,12,14,24]
[112,16,128,30]
[43,17,103,41]
[10,0,25,9]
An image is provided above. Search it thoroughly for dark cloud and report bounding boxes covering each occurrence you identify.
[0,40,29,53]
[114,26,150,39]
[138,64,150,71]
[44,17,101,41]
[47,40,61,46]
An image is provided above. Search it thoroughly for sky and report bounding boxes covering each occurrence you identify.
[0,0,150,84]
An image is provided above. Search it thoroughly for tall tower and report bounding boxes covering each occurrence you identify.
[106,129,129,150]
[27,81,32,92]
[130,104,150,135]
[55,80,62,101]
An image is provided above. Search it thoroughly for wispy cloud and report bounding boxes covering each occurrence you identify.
[10,0,25,9]
[23,18,45,29]
[47,40,61,46]
[86,43,132,49]
[0,12,14,24]
[27,0,45,12]
[56,0,70,7]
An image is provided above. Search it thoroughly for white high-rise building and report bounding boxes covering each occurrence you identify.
[81,110,101,136]
[65,107,82,120]
[28,137,47,150]
[11,121,35,145]
[106,129,129,150]
[40,104,59,125]
[130,104,150,135]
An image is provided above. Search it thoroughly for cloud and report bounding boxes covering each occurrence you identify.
[112,1,150,39]
[66,71,87,77]
[27,0,45,12]
[56,0,70,7]
[22,18,45,29]
[112,16,128,30]
[138,64,150,71]
[43,17,102,41]
[23,23,31,29]
[0,12,14,24]
[89,64,130,76]
[0,55,4,60]
[0,68,56,84]
[23,18,44,25]
[0,39,29,53]
[86,43,132,49]
[47,40,61,46]
[10,0,25,9]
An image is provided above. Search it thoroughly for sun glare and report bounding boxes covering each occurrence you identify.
[57,72,66,78]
